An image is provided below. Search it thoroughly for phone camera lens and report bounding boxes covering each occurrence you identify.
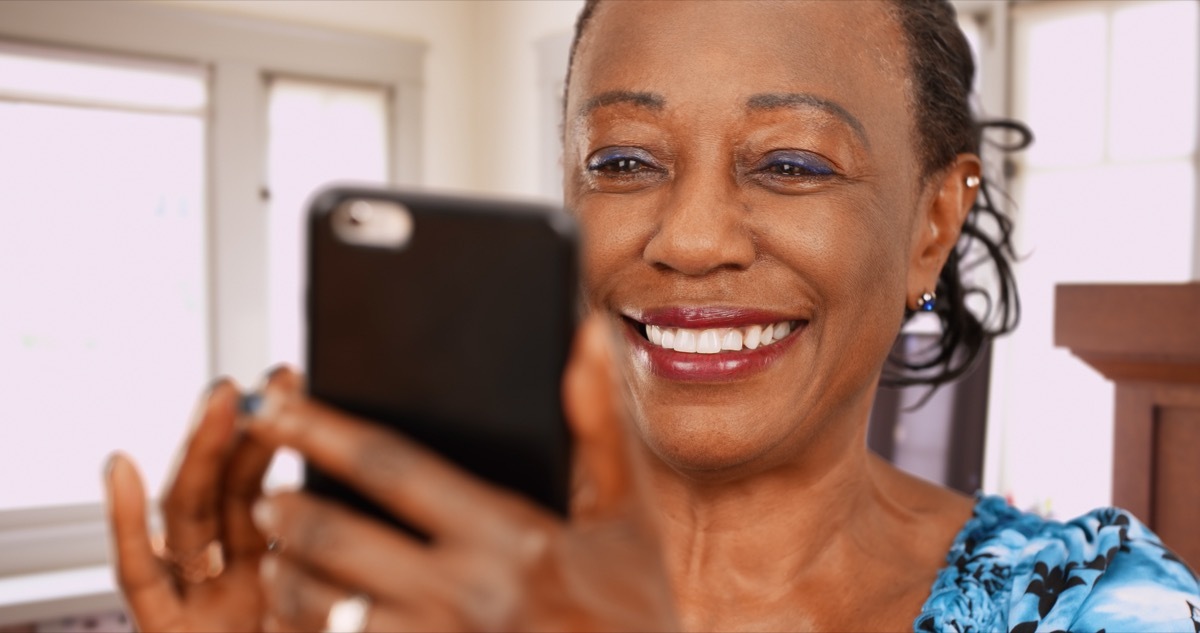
[348,200,374,226]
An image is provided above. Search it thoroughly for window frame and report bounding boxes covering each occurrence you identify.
[0,1,423,623]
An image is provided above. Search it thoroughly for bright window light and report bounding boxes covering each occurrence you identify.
[1109,0,1199,161]
[266,76,390,370]
[0,42,206,113]
[0,96,207,510]
[1019,11,1108,168]
[999,0,1198,520]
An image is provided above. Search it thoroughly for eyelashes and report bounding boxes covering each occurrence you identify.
[585,147,662,176]
[756,150,836,178]
[584,147,838,186]
[585,146,840,196]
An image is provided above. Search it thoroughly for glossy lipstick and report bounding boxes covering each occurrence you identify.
[623,307,806,382]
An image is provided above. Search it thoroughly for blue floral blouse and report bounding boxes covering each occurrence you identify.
[916,495,1200,632]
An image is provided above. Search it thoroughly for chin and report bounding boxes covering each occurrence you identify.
[629,402,791,477]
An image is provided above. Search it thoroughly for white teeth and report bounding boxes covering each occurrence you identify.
[744,325,762,350]
[673,329,697,353]
[721,329,743,350]
[644,320,797,354]
[697,329,721,354]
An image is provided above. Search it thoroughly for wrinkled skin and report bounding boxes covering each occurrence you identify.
[563,2,979,629]
[107,1,985,631]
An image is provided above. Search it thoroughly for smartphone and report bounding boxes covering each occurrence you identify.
[304,186,577,532]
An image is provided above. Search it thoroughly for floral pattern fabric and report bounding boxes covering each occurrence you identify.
[915,495,1200,633]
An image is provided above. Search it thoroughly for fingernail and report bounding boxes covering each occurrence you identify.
[241,389,287,424]
[252,498,277,532]
[259,553,277,581]
[205,376,231,398]
[239,392,264,416]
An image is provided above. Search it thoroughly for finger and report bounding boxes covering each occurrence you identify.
[564,315,645,520]
[220,370,292,566]
[220,429,276,565]
[247,368,550,545]
[104,453,183,630]
[161,380,242,557]
[251,491,444,605]
[260,553,448,633]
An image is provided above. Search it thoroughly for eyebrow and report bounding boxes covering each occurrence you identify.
[746,93,870,147]
[576,90,665,119]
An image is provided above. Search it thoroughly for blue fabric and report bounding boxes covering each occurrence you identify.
[915,495,1200,633]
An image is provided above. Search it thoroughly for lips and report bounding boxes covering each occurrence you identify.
[622,307,807,382]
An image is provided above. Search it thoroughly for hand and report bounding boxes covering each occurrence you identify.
[105,378,278,632]
[246,316,678,632]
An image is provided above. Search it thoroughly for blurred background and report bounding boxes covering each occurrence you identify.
[0,0,1196,629]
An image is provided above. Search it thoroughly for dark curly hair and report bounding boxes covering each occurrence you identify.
[564,0,1031,391]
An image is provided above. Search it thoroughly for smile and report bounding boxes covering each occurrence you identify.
[622,307,808,382]
[645,321,798,353]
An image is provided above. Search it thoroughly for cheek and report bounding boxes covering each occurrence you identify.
[576,197,655,309]
[756,195,908,310]
[752,195,911,401]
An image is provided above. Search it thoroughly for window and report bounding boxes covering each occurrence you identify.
[266,76,392,370]
[996,0,1198,518]
[0,2,423,621]
[0,42,209,511]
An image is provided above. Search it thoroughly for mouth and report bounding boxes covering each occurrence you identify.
[620,307,808,382]
[638,320,799,353]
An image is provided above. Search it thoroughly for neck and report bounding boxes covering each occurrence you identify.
[643,395,956,631]
[651,415,875,577]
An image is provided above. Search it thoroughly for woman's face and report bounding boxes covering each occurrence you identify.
[565,1,948,475]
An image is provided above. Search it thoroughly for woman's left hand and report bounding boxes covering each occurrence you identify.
[245,316,678,632]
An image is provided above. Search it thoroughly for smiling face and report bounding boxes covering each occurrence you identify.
[565,0,966,476]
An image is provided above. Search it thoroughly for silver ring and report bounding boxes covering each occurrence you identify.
[324,593,371,633]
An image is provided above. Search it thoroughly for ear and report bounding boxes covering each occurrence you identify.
[907,153,982,308]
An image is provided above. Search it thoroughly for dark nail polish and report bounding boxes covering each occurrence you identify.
[240,392,264,416]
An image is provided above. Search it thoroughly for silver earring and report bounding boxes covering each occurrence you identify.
[965,175,981,188]
[917,291,937,312]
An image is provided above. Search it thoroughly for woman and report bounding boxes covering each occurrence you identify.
[105,1,1200,631]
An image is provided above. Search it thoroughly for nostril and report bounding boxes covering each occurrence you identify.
[641,209,757,277]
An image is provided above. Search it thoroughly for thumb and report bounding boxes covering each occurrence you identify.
[104,453,182,631]
[563,315,652,522]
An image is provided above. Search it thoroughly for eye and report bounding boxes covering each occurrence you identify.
[586,147,661,176]
[593,157,647,173]
[757,150,836,178]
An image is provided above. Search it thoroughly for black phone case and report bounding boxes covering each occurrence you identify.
[305,186,577,532]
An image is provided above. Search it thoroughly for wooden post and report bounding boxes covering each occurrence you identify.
[1055,282,1200,571]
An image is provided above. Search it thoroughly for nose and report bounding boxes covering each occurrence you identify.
[642,172,756,276]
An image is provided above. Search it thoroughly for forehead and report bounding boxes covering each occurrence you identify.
[569,0,911,133]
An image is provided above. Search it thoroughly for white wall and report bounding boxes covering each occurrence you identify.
[467,0,584,197]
